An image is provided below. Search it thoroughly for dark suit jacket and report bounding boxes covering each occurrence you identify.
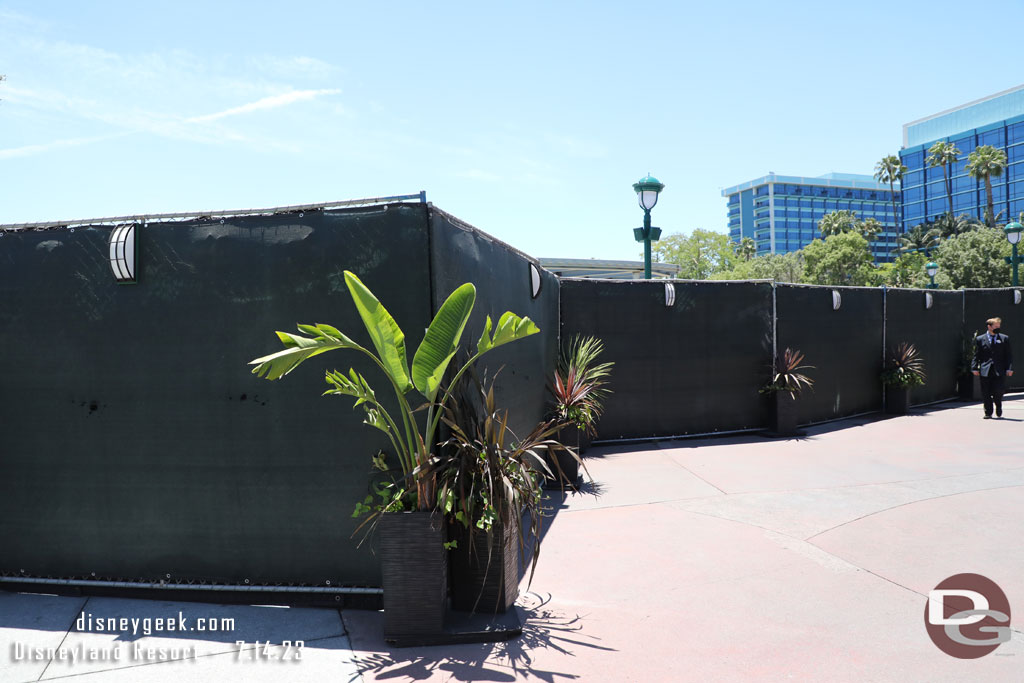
[972,332,1014,377]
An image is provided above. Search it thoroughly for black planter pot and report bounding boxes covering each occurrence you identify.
[379,511,448,640]
[767,391,800,436]
[448,519,519,614]
[579,430,593,454]
[884,385,910,414]
[957,373,977,401]
[544,424,581,489]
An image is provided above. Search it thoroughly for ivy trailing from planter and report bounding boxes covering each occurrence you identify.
[430,371,568,602]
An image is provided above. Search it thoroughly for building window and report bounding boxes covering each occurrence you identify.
[981,128,1005,147]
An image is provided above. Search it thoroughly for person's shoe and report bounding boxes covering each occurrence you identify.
[984,414,993,419]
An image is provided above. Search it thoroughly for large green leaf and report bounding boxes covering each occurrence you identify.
[412,283,476,401]
[343,271,413,393]
[476,311,540,355]
[249,325,362,380]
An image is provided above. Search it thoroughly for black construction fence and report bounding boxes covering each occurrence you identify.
[1,200,1021,591]
[0,202,557,595]
[560,280,1023,440]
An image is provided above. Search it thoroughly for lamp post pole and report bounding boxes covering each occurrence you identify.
[643,210,651,280]
[1005,222,1023,287]
[632,174,665,280]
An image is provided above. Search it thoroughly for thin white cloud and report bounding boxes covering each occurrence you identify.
[0,133,127,160]
[187,89,341,123]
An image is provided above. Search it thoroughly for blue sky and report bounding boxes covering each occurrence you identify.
[3,1,1024,260]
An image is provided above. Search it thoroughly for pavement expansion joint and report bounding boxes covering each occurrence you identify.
[803,482,1024,542]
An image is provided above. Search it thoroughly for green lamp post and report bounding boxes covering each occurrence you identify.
[632,174,665,279]
[1005,221,1023,287]
[925,261,939,289]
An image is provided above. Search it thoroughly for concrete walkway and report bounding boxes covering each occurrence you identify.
[2,395,1022,681]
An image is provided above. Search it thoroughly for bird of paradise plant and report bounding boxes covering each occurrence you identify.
[249,270,540,513]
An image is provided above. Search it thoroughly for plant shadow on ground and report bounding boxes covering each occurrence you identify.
[350,592,615,683]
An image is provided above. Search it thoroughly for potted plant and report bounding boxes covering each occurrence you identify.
[760,348,814,436]
[881,342,926,414]
[957,331,979,401]
[249,270,540,641]
[429,372,565,614]
[547,335,613,487]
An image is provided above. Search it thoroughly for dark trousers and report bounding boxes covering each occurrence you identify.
[980,374,1006,416]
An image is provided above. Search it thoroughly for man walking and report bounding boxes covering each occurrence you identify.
[972,317,1014,418]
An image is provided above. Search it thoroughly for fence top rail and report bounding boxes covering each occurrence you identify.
[0,193,427,232]
[427,204,545,269]
[559,277,775,284]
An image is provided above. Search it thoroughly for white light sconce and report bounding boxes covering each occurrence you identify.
[664,283,676,307]
[831,290,842,310]
[924,292,934,309]
[109,223,138,284]
[529,263,542,299]
[1015,290,1022,305]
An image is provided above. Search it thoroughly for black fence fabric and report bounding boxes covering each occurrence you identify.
[428,209,559,439]
[775,285,885,423]
[0,205,434,587]
[559,279,773,439]
[562,282,1021,437]
[2,198,1022,592]
[885,289,962,405]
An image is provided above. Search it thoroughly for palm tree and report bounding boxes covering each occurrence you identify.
[874,154,907,235]
[818,210,858,237]
[933,213,982,239]
[925,141,960,217]
[966,145,1008,227]
[859,217,882,241]
[737,237,756,261]
[894,223,940,256]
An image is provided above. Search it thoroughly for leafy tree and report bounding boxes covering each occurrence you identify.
[874,154,907,231]
[876,252,929,288]
[966,145,1008,227]
[925,141,960,216]
[895,223,940,256]
[802,232,876,286]
[736,236,757,261]
[651,229,736,279]
[711,251,806,283]
[933,227,1012,288]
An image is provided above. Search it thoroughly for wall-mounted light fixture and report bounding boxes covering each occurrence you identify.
[529,263,542,299]
[109,223,138,284]
[664,282,676,307]
[924,292,934,309]
[1014,290,1022,305]
[832,290,842,310]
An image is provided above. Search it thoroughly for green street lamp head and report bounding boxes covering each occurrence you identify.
[1006,221,1023,246]
[633,174,665,212]
[926,261,939,278]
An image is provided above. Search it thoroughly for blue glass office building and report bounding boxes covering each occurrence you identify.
[900,84,1024,232]
[723,173,901,263]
